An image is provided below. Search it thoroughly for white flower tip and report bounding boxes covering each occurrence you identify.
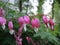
[24,24,27,32]
[34,28,38,33]
[47,23,50,28]
[51,26,54,30]
[2,25,5,30]
[9,30,15,35]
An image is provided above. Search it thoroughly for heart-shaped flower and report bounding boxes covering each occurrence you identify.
[31,18,40,32]
[8,21,15,35]
[24,15,30,24]
[18,17,25,25]
[42,15,49,28]
[31,18,40,28]
[0,17,6,30]
[8,21,13,30]
[18,15,30,31]
[49,19,54,30]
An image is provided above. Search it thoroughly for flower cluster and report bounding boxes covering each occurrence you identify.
[42,15,54,30]
[0,7,54,45]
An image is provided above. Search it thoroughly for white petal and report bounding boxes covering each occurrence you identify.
[34,28,38,33]
[24,24,27,32]
[2,25,5,30]
[9,30,15,35]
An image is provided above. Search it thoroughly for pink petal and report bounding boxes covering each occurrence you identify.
[0,17,6,25]
[18,17,25,25]
[31,18,40,28]
[24,15,30,24]
[8,21,13,30]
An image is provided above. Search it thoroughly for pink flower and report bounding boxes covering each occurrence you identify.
[18,15,30,25]
[0,17,6,30]
[42,15,49,28]
[18,16,30,31]
[0,17,6,25]
[18,17,25,25]
[24,15,30,24]
[49,19,54,30]
[0,17,3,24]
[31,18,40,28]
[0,8,5,16]
[8,21,13,30]
[8,21,15,35]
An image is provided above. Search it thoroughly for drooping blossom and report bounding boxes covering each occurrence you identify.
[8,21,14,34]
[0,8,5,16]
[0,17,6,25]
[42,15,49,28]
[8,21,13,30]
[18,15,30,25]
[18,17,25,25]
[49,19,54,30]
[24,15,30,24]
[0,17,6,30]
[31,18,40,28]
[15,15,30,45]
[23,15,30,31]
[31,18,40,32]
[18,15,30,31]
[16,15,30,45]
